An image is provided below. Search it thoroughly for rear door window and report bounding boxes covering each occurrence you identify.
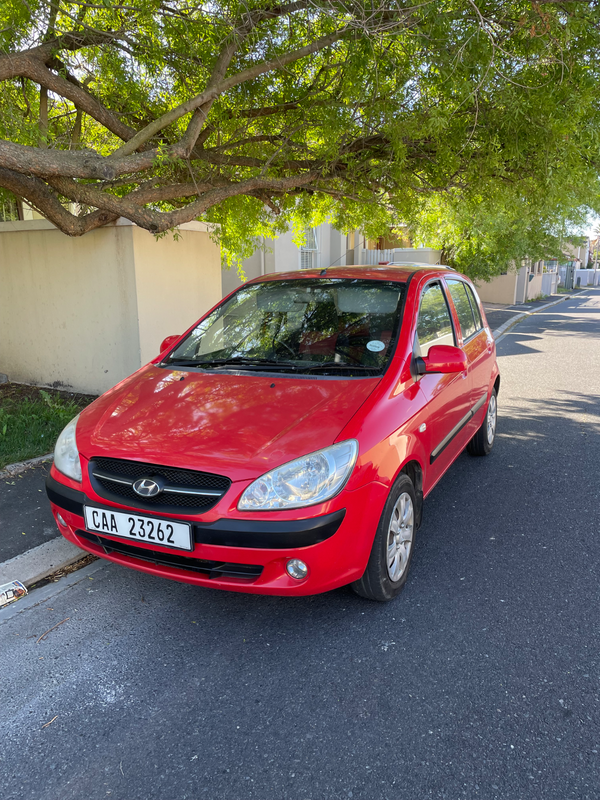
[465,285,483,331]
[446,280,478,340]
[414,282,455,357]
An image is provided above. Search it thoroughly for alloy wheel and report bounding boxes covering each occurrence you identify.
[386,492,414,582]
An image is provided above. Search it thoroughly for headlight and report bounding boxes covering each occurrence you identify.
[53,415,82,482]
[238,440,358,511]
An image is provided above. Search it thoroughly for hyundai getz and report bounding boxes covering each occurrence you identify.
[46,265,499,601]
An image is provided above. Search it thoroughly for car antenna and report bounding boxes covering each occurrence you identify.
[320,268,327,275]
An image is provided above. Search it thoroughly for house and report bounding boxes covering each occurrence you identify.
[222,222,441,296]
[474,262,559,305]
[222,223,348,296]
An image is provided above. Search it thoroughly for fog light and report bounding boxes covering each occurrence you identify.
[56,513,66,527]
[286,559,308,580]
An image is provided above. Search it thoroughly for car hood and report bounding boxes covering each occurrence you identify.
[77,366,380,481]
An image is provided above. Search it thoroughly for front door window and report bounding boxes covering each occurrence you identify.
[414,282,455,357]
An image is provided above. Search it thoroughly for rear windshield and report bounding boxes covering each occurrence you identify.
[164,278,406,376]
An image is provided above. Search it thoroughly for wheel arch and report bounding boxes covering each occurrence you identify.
[399,458,424,529]
[493,374,500,396]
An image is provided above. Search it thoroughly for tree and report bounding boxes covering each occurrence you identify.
[1,0,600,275]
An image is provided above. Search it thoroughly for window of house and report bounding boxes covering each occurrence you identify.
[300,228,318,270]
[414,282,455,357]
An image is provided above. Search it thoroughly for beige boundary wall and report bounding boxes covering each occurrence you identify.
[526,272,544,301]
[474,273,518,305]
[0,218,221,395]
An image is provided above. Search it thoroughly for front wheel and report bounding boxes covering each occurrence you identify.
[352,474,416,602]
[467,387,497,456]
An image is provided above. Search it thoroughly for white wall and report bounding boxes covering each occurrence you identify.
[274,229,303,272]
[389,248,441,265]
[526,272,544,301]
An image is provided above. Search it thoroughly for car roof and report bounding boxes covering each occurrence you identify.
[246,263,457,285]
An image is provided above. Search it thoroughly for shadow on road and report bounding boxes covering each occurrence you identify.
[498,290,600,357]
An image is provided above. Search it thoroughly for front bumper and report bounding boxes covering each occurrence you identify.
[46,473,386,596]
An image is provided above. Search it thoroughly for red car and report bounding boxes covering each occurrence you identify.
[46,265,499,601]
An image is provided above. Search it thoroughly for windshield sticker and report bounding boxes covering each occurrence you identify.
[366,340,385,352]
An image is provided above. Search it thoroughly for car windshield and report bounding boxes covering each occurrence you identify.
[164,278,406,376]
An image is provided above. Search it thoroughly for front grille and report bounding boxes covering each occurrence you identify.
[78,531,263,581]
[89,457,231,514]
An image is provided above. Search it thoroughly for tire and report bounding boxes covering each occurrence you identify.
[352,473,417,602]
[467,387,497,457]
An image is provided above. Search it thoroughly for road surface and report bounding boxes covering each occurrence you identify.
[2,289,599,800]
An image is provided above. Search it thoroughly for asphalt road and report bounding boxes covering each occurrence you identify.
[2,289,600,800]
[0,462,57,561]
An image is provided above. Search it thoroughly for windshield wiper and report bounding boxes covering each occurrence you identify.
[165,356,300,370]
[300,362,381,373]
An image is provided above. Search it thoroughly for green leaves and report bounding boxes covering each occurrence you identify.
[1,1,600,272]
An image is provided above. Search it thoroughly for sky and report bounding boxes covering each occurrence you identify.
[584,214,600,240]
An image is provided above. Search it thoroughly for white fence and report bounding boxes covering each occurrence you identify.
[541,272,558,296]
[559,267,600,287]
[358,248,442,265]
[359,249,396,265]
[574,269,600,287]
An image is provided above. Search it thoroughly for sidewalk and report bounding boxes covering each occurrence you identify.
[483,289,581,332]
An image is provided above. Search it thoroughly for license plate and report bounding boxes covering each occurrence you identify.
[84,506,193,551]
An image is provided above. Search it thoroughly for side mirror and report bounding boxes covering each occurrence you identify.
[159,334,181,354]
[415,344,467,376]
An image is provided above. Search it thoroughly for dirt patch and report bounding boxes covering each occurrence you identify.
[0,382,97,407]
[28,554,98,591]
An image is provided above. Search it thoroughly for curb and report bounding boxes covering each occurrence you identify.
[0,558,106,622]
[0,452,53,479]
[491,289,585,341]
[0,536,86,589]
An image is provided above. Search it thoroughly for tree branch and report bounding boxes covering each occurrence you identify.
[0,167,117,235]
[48,171,319,233]
[0,29,128,81]
[111,27,351,158]
[0,139,156,180]
[11,58,137,143]
[178,0,313,153]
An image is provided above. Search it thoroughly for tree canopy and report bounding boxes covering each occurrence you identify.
[1,0,600,276]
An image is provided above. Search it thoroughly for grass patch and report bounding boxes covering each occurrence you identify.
[557,286,584,294]
[526,294,549,303]
[0,383,97,470]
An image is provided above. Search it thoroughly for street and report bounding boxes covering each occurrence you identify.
[1,289,599,800]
